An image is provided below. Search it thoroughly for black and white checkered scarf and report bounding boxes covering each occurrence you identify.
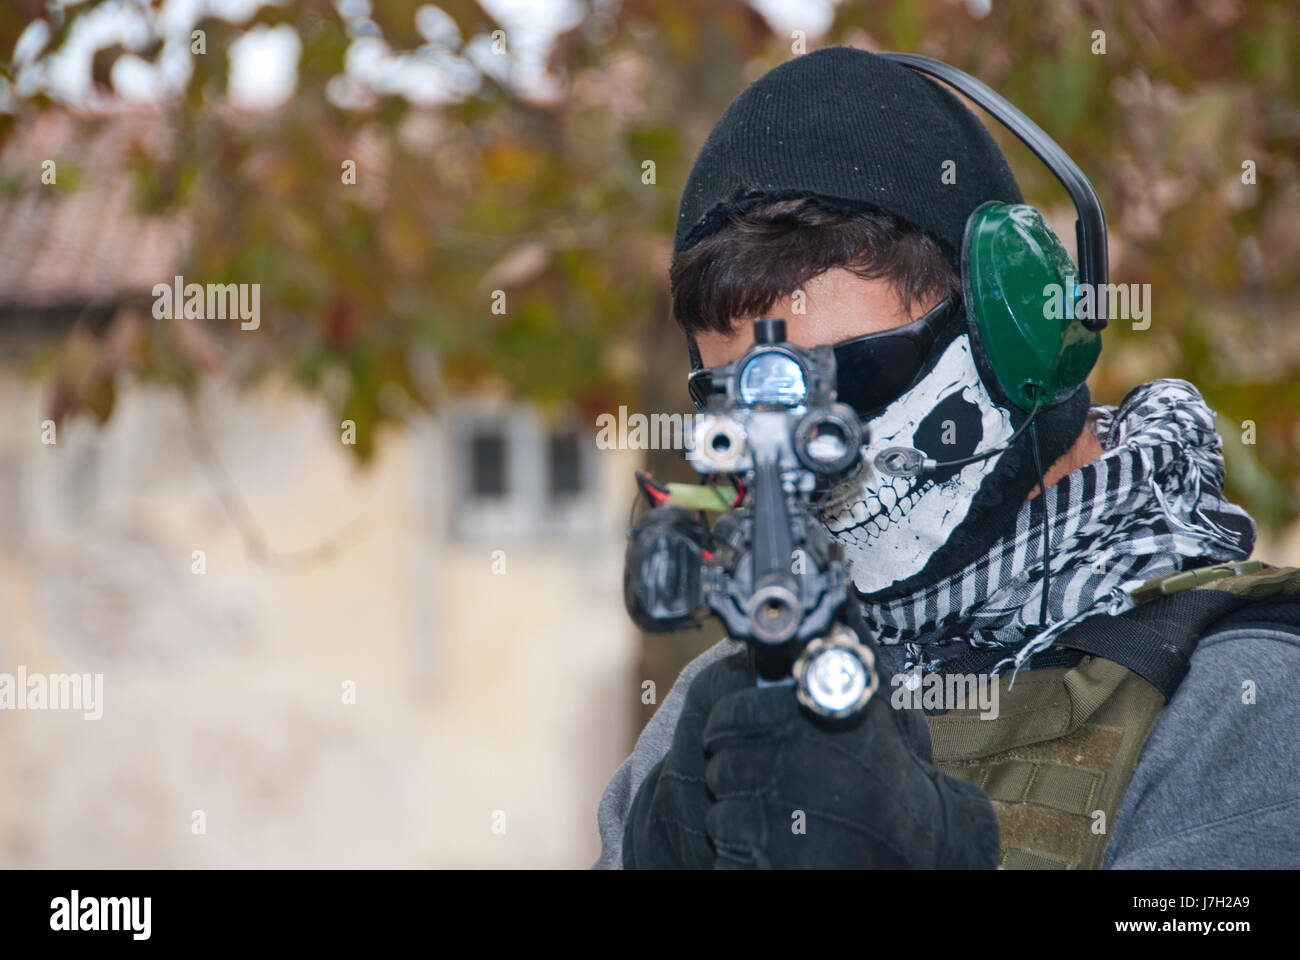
[857,379,1256,677]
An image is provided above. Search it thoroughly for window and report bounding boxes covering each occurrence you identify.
[470,429,507,498]
[445,404,596,540]
[547,427,582,501]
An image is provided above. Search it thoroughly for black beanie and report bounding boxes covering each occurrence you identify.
[674,46,1023,272]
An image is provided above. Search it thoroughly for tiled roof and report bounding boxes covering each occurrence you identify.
[0,106,190,309]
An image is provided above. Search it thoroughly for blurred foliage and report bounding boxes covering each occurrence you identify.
[1,0,1298,526]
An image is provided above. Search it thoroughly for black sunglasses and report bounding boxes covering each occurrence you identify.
[688,298,956,418]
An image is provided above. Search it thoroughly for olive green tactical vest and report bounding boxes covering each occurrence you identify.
[925,560,1300,869]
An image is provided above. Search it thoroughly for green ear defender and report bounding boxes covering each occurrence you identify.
[963,202,1101,410]
[882,54,1110,413]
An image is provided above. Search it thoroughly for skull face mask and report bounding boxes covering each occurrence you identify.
[820,316,1092,600]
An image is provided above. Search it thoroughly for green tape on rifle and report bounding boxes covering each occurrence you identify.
[665,483,737,512]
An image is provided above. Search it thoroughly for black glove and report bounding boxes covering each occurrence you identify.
[703,658,1001,868]
[622,652,751,868]
[624,651,1001,869]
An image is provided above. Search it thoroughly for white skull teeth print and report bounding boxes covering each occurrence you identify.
[820,333,1016,595]
[823,474,932,546]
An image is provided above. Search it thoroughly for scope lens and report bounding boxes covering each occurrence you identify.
[738,351,806,406]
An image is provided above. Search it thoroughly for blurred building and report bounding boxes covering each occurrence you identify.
[0,108,638,868]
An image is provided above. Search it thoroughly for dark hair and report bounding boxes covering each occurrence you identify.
[669,197,962,338]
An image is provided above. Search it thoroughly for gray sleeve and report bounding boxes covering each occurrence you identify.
[1104,627,1300,869]
[590,637,745,869]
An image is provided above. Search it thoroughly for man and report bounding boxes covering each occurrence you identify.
[593,47,1300,869]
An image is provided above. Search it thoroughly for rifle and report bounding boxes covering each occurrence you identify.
[623,318,879,718]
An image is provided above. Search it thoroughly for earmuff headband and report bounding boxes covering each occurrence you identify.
[879,52,1109,331]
